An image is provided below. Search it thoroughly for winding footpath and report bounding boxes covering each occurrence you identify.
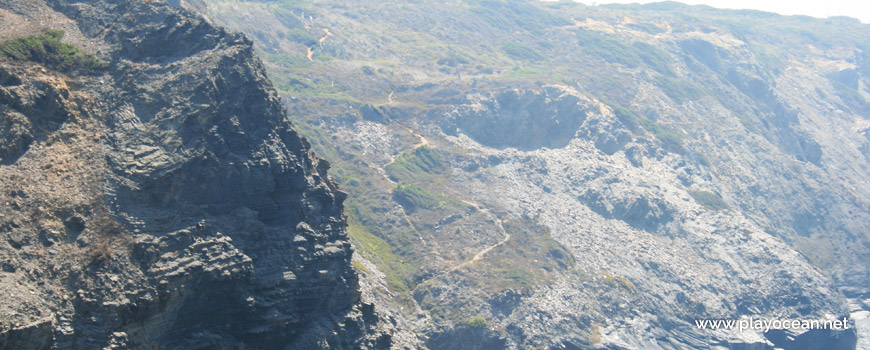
[306,28,333,61]
[384,129,428,168]
[377,123,512,285]
[448,200,511,272]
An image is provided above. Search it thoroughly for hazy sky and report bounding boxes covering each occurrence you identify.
[576,0,870,23]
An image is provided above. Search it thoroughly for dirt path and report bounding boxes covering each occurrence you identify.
[384,125,428,167]
[379,125,430,242]
[448,200,511,272]
[401,208,427,244]
[307,28,333,61]
[319,28,333,43]
[407,197,512,294]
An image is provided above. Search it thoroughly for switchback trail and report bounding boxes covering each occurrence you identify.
[306,28,333,61]
[448,200,511,272]
[384,125,428,168]
[407,197,512,295]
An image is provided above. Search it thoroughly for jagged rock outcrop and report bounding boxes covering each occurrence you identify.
[0,0,418,349]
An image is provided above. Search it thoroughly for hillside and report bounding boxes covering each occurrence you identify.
[194,0,870,349]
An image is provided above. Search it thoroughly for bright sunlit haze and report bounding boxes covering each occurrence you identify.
[574,0,870,23]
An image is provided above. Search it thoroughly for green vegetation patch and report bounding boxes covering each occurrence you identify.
[0,30,107,73]
[497,67,549,81]
[738,116,758,132]
[413,216,578,323]
[501,42,543,61]
[393,182,452,212]
[260,49,311,69]
[284,27,319,46]
[645,123,686,153]
[293,121,431,303]
[267,71,359,102]
[351,259,371,274]
[469,0,571,34]
[604,99,644,134]
[475,218,576,292]
[292,121,342,163]
[654,75,706,103]
[602,273,635,292]
[689,190,730,211]
[575,29,673,75]
[626,22,666,35]
[347,221,419,293]
[828,79,868,110]
[437,51,471,67]
[603,100,686,153]
[632,41,674,75]
[386,146,448,183]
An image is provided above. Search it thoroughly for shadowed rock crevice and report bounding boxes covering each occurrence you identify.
[440,86,594,150]
[579,188,675,233]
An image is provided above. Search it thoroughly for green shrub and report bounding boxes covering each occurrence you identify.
[689,190,730,210]
[693,151,711,167]
[654,128,686,153]
[602,273,635,292]
[437,52,470,67]
[351,259,370,274]
[0,30,107,73]
[738,116,757,132]
[465,315,487,329]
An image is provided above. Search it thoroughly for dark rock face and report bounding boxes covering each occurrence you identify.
[426,326,508,350]
[766,328,858,350]
[0,66,72,165]
[0,0,405,348]
[579,188,675,233]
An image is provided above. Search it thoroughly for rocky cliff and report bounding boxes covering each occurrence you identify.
[0,0,418,349]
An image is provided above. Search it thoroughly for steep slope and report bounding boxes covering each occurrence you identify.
[195,0,870,349]
[0,0,418,349]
